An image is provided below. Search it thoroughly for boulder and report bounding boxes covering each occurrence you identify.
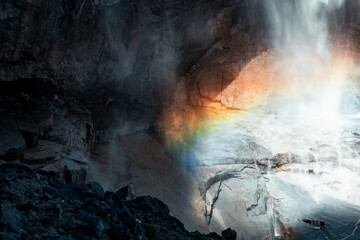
[0,162,231,239]
[86,182,104,199]
[59,184,87,201]
[0,205,23,234]
[23,140,62,165]
[85,215,105,238]
[221,228,237,240]
[115,185,135,201]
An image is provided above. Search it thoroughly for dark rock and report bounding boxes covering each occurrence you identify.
[106,227,133,240]
[81,200,104,215]
[71,168,87,185]
[0,232,17,240]
[0,173,5,182]
[63,217,77,231]
[115,185,135,200]
[208,232,225,240]
[221,228,237,240]
[129,196,170,216]
[85,215,105,238]
[58,236,75,240]
[35,169,57,177]
[1,187,19,203]
[48,177,65,189]
[0,125,26,161]
[63,166,72,184]
[134,223,147,240]
[38,216,54,226]
[0,0,267,106]
[59,184,86,201]
[0,204,23,234]
[86,182,104,199]
[1,160,33,173]
[16,202,34,212]
[74,233,96,240]
[104,191,118,205]
[0,161,226,240]
[23,140,62,165]
[21,131,38,148]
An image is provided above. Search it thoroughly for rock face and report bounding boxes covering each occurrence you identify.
[1,0,360,240]
[0,0,270,200]
[0,0,358,108]
[0,161,234,239]
[0,0,267,105]
[87,133,210,233]
[0,80,94,182]
[197,165,270,239]
[186,32,269,110]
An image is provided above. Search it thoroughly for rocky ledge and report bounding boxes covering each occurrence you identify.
[0,161,236,240]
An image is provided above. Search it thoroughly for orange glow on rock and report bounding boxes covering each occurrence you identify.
[158,37,358,144]
[219,51,273,110]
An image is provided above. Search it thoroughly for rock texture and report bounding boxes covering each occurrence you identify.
[0,161,236,240]
[196,165,269,239]
[0,80,95,182]
[0,0,358,108]
[0,0,267,105]
[0,0,360,240]
[185,32,269,110]
[0,0,271,193]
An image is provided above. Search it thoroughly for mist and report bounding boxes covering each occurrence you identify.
[264,0,349,119]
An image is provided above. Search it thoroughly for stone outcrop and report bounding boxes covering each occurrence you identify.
[186,32,269,110]
[0,80,94,182]
[1,0,360,240]
[0,161,236,240]
[197,165,269,237]
[0,0,267,106]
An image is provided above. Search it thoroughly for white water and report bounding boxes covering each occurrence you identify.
[188,110,360,238]
[265,0,346,119]
[181,1,358,238]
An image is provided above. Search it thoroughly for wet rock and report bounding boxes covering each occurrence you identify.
[195,165,269,238]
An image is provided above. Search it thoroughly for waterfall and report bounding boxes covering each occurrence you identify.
[264,0,345,120]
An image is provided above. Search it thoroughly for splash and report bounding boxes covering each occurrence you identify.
[264,0,348,118]
[154,1,360,239]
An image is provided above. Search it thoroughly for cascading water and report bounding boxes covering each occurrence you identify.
[183,0,360,239]
[258,1,360,238]
[265,0,346,119]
